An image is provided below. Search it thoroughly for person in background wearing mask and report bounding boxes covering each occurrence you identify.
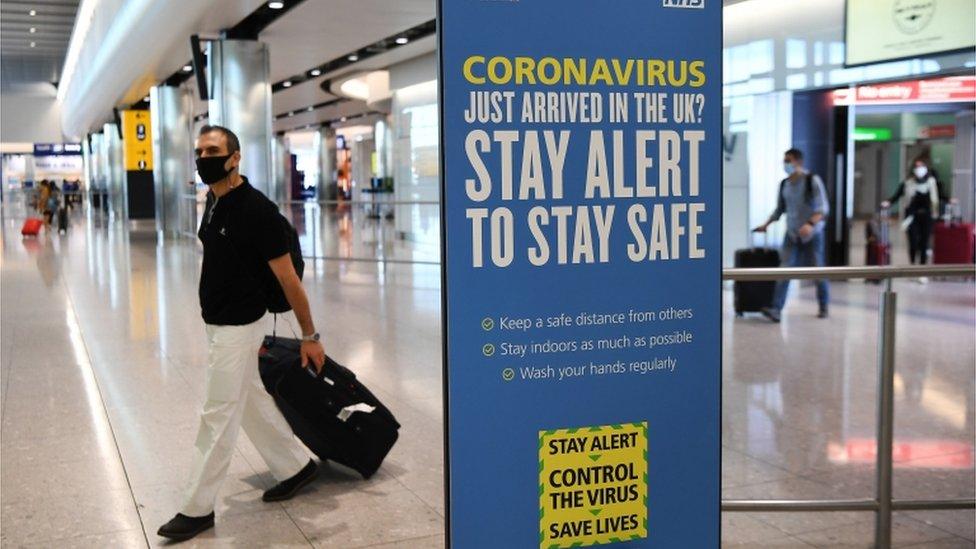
[753,148,830,323]
[157,125,325,542]
[882,156,939,283]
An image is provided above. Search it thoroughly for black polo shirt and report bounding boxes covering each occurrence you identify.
[198,177,289,325]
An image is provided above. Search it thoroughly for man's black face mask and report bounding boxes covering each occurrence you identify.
[196,154,234,185]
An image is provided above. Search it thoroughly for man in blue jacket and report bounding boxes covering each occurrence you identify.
[753,148,830,322]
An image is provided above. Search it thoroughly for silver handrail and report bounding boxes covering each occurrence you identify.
[722,498,976,512]
[180,198,440,206]
[723,264,974,280]
[721,264,975,549]
[278,199,440,206]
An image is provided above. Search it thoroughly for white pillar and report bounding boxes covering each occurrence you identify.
[89,133,104,209]
[317,126,336,201]
[271,134,289,204]
[151,85,194,237]
[103,123,126,221]
[207,39,273,196]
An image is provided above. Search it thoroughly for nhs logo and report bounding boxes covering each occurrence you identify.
[663,0,704,8]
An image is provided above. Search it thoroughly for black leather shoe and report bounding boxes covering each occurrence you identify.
[263,460,318,502]
[157,512,214,541]
[818,307,829,319]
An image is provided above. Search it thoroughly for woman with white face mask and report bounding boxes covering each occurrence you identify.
[881,158,940,280]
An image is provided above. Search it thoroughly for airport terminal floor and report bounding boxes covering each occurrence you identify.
[1,203,973,548]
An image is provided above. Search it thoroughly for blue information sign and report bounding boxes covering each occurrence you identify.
[33,143,82,156]
[439,1,721,546]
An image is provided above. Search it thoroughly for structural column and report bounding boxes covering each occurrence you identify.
[207,39,273,196]
[82,137,92,195]
[88,133,104,209]
[150,84,194,237]
[374,119,392,182]
[271,134,290,204]
[102,123,126,221]
[952,110,975,222]
[317,126,336,201]
[23,155,35,187]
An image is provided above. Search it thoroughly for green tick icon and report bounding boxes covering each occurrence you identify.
[502,368,515,381]
[482,317,494,331]
[482,343,495,357]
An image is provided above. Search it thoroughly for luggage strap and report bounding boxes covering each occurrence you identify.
[270,313,299,344]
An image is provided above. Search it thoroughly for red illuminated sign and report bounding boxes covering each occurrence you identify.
[919,124,956,139]
[832,76,976,106]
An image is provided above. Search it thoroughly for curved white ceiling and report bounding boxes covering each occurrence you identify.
[58,0,436,139]
[261,0,433,82]
[58,0,262,139]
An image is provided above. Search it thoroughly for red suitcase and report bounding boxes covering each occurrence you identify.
[867,241,890,266]
[933,222,975,264]
[21,218,43,236]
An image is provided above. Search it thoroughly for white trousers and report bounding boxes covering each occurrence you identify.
[181,316,308,517]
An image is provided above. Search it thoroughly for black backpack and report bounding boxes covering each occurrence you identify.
[263,212,305,314]
[777,173,815,213]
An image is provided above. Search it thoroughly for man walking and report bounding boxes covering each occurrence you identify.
[158,125,324,541]
[753,148,830,322]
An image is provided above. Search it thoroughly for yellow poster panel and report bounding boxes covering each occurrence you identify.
[539,422,648,548]
[122,110,153,171]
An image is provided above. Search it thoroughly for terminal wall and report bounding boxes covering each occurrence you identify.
[1,92,63,144]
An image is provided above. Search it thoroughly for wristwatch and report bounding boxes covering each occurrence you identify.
[302,332,320,342]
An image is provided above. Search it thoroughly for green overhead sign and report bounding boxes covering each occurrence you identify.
[853,127,893,141]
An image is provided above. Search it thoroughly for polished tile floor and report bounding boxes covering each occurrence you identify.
[1,203,973,548]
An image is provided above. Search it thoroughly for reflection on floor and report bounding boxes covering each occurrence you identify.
[1,205,973,548]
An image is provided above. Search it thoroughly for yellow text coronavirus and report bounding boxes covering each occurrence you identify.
[462,56,705,88]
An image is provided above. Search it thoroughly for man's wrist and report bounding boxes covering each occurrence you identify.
[301,332,320,342]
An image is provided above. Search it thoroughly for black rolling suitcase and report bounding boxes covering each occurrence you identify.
[733,240,780,316]
[258,336,400,478]
[57,206,68,234]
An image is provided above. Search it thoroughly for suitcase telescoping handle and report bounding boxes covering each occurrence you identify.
[945,198,962,225]
[752,228,772,250]
[301,358,337,386]
[879,205,890,246]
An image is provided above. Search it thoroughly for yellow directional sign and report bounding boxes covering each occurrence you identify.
[122,110,153,171]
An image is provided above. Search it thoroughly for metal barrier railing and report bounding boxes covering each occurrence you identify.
[721,264,976,549]
[278,199,440,206]
[276,199,441,266]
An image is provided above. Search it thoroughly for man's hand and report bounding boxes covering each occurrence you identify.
[752,223,768,233]
[880,200,891,209]
[301,340,326,373]
[798,223,814,239]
